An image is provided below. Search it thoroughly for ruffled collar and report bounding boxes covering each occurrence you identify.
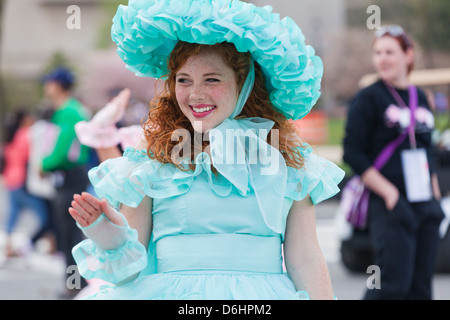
[124,117,288,233]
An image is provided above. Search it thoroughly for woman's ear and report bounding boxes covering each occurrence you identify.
[405,48,415,72]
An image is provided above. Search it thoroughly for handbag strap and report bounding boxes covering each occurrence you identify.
[374,83,418,170]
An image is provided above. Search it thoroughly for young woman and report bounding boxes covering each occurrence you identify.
[68,0,344,300]
[343,25,444,299]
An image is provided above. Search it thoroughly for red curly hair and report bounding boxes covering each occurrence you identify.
[143,41,305,171]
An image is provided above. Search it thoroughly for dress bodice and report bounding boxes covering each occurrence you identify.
[151,168,292,243]
[89,143,344,243]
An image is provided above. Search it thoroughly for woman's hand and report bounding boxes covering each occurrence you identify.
[69,192,125,227]
[361,166,399,211]
[383,184,400,211]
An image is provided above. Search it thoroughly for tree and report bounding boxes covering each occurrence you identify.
[407,0,450,66]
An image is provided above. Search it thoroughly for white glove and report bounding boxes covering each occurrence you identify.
[79,212,129,250]
[74,89,131,148]
[70,192,129,250]
[91,89,131,127]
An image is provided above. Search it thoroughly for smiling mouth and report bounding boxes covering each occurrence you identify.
[190,105,216,118]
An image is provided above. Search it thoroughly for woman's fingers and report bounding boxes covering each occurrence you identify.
[74,194,102,217]
[69,193,103,226]
[69,192,125,227]
[81,192,124,226]
[81,192,102,206]
[68,207,89,228]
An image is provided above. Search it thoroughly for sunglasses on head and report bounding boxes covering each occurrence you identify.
[375,25,405,38]
[375,25,413,48]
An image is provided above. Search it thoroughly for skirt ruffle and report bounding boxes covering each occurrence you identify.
[77,271,310,300]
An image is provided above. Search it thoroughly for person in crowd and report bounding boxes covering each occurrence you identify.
[26,107,60,254]
[2,110,50,258]
[41,66,91,297]
[343,25,444,299]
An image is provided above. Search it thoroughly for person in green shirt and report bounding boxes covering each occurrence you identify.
[42,97,90,171]
[42,67,90,298]
[42,68,90,171]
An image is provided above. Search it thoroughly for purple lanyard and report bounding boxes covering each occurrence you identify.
[373,82,418,170]
[384,82,418,149]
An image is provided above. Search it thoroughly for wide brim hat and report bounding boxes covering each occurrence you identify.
[111,0,323,120]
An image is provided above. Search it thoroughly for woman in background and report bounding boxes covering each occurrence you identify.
[343,25,444,299]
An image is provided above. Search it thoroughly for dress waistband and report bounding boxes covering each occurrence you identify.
[156,233,283,274]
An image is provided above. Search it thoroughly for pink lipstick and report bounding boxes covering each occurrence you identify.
[190,104,216,118]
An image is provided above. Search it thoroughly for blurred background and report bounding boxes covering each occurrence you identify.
[0,0,449,299]
[1,0,450,163]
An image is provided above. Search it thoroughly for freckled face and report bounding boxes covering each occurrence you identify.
[175,51,239,133]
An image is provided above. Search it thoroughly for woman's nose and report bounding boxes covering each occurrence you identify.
[189,83,206,100]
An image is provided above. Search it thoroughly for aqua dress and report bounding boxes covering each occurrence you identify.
[72,118,344,300]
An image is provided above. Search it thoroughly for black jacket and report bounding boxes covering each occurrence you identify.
[343,80,436,196]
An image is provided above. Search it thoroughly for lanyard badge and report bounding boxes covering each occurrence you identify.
[401,148,432,202]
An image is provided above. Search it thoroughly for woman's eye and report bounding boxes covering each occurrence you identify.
[206,78,220,83]
[177,78,189,84]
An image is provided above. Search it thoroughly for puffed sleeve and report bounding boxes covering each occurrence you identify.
[88,147,193,209]
[72,148,174,284]
[286,144,345,204]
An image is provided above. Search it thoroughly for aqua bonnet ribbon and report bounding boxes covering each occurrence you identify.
[228,59,255,120]
[207,59,288,234]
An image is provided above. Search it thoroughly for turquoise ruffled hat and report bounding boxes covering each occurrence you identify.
[111,0,323,120]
